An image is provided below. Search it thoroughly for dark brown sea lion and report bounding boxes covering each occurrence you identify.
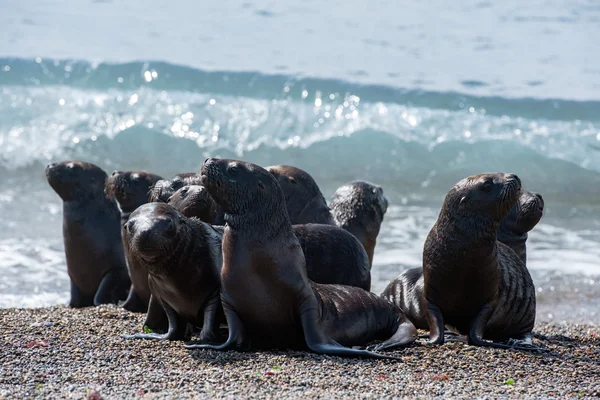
[422,173,537,350]
[121,203,223,342]
[104,170,163,313]
[184,158,416,357]
[330,181,389,266]
[167,185,218,223]
[149,173,225,224]
[266,165,336,225]
[104,170,163,224]
[381,189,544,331]
[45,160,130,307]
[148,173,202,203]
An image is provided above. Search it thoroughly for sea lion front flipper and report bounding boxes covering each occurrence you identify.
[93,268,130,306]
[121,286,148,313]
[299,298,400,360]
[184,300,245,350]
[68,281,94,308]
[198,292,223,344]
[367,319,418,351]
[122,302,186,341]
[426,302,445,345]
[143,294,168,333]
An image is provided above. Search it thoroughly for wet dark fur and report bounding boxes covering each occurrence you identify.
[121,203,223,341]
[45,160,130,307]
[422,173,536,345]
[185,158,416,357]
[266,165,336,225]
[104,170,164,312]
[330,181,389,265]
[382,189,543,331]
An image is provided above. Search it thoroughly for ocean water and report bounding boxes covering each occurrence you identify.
[1,0,599,324]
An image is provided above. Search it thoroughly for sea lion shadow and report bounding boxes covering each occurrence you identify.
[186,348,402,365]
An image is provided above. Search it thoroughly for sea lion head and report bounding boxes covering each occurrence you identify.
[104,171,162,214]
[45,160,107,201]
[123,202,188,274]
[330,180,389,227]
[148,173,202,203]
[266,165,329,223]
[442,173,522,224]
[167,185,217,222]
[201,158,286,222]
[498,190,544,238]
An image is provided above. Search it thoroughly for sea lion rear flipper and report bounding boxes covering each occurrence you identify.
[121,286,148,313]
[198,292,223,343]
[143,295,168,333]
[426,302,445,345]
[299,298,400,360]
[184,300,245,350]
[122,302,186,341]
[68,281,94,308]
[367,319,418,351]
[93,269,131,306]
[468,305,548,352]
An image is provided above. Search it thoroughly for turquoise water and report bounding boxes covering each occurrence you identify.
[0,0,598,323]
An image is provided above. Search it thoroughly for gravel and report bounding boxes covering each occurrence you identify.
[1,305,599,399]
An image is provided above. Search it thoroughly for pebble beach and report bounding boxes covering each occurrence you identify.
[1,305,598,399]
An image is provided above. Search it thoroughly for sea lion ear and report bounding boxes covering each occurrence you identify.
[257,181,266,190]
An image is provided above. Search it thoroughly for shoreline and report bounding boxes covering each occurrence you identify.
[1,305,599,399]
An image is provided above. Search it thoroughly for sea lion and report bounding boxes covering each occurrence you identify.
[381,189,544,331]
[45,160,130,307]
[330,181,389,265]
[266,165,336,225]
[167,185,219,223]
[149,173,225,224]
[121,203,223,342]
[184,158,416,357]
[422,173,537,350]
[148,173,202,203]
[496,191,544,264]
[104,170,163,312]
[104,170,163,224]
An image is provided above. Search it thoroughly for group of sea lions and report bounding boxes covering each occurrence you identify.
[45,157,545,359]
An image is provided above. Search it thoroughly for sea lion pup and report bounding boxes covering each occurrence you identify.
[45,160,130,307]
[149,173,225,224]
[121,203,223,342]
[167,185,219,223]
[381,189,544,331]
[184,158,416,357]
[105,170,163,312]
[148,173,202,203]
[266,165,336,225]
[422,173,537,350]
[330,181,389,266]
[496,191,544,264]
[104,170,163,224]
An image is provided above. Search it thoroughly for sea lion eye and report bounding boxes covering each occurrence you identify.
[481,180,493,192]
[228,166,239,177]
